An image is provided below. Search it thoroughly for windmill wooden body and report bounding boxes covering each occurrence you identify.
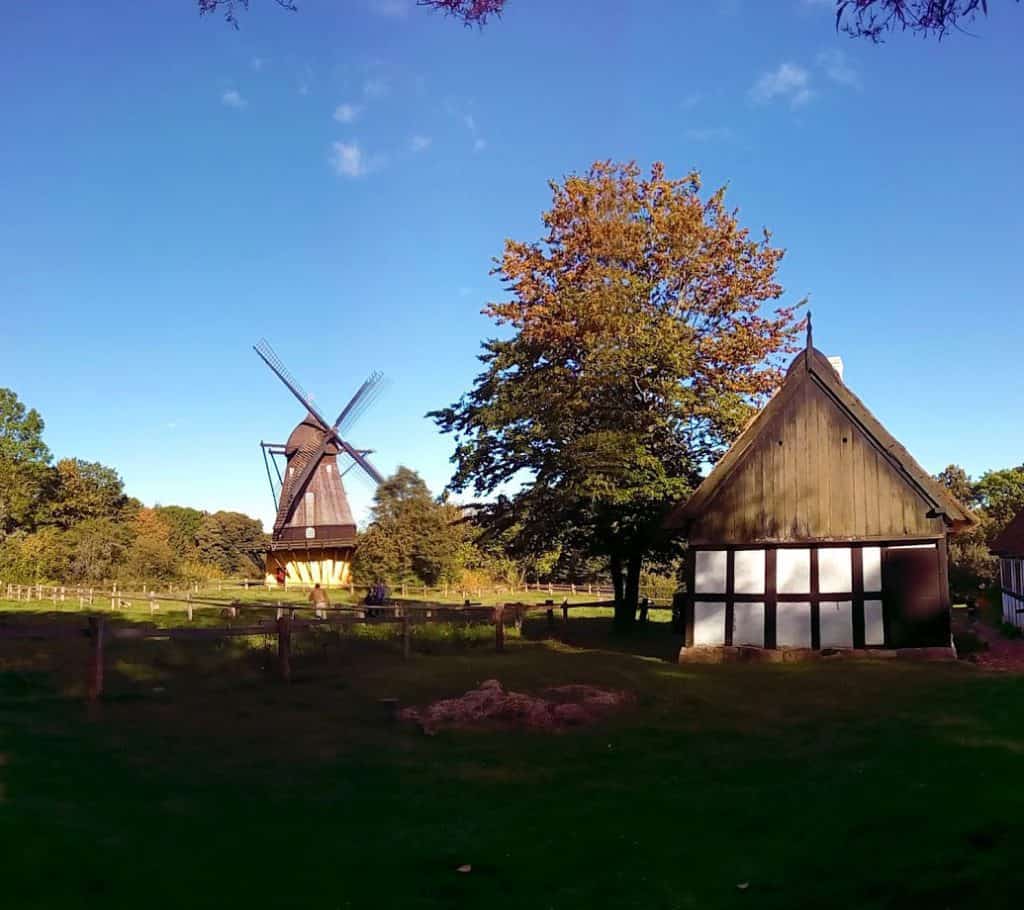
[255,340,384,588]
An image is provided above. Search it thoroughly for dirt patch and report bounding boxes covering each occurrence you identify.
[399,679,632,734]
[954,613,1024,672]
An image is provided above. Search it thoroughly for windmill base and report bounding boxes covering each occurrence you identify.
[264,548,354,588]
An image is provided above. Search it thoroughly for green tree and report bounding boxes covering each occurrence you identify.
[67,518,132,583]
[354,467,466,586]
[194,511,267,576]
[154,505,205,561]
[47,458,127,529]
[0,388,53,537]
[431,161,802,626]
[974,466,1024,531]
[935,463,1024,596]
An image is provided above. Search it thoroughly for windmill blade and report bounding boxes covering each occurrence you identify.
[338,373,386,436]
[331,371,383,432]
[275,431,333,530]
[337,437,384,485]
[253,339,332,430]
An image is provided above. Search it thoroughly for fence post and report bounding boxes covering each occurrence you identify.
[51,586,57,607]
[494,604,505,653]
[87,616,105,702]
[277,612,292,682]
[149,592,157,615]
[548,582,553,595]
[187,592,193,622]
[402,613,411,659]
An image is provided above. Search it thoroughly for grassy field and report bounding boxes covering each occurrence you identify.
[1,605,1023,909]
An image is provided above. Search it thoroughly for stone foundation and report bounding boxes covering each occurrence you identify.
[678,644,958,664]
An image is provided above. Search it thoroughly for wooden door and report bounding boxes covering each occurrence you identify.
[882,545,946,648]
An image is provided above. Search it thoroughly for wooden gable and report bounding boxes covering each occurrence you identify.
[666,347,975,545]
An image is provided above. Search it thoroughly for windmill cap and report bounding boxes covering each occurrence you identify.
[285,413,339,456]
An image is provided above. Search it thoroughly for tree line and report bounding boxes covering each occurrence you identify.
[0,388,266,585]
[936,463,1024,596]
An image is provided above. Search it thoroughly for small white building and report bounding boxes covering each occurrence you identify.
[991,510,1024,630]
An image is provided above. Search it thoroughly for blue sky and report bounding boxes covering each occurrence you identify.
[2,0,1021,529]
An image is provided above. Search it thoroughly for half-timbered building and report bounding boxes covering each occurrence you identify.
[991,509,1024,631]
[665,334,975,658]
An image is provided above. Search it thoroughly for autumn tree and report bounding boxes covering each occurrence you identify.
[432,161,802,627]
[836,0,1019,40]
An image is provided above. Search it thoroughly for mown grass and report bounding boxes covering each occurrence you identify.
[1,609,1023,909]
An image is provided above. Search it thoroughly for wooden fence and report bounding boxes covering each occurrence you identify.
[2,578,675,601]
[0,595,629,701]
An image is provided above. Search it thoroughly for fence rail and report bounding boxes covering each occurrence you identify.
[0,593,641,699]
[1,577,676,602]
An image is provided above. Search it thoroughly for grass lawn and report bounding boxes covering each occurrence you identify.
[2,606,1023,909]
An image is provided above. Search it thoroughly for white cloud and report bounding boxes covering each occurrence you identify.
[330,142,366,177]
[221,89,247,109]
[447,101,487,152]
[363,77,389,98]
[298,64,314,96]
[817,49,861,89]
[410,134,432,152]
[751,63,812,107]
[369,0,412,16]
[333,102,361,123]
[686,127,734,142]
[329,141,385,178]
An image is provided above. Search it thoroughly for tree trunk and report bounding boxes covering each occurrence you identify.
[623,554,642,625]
[612,552,638,631]
[611,552,624,605]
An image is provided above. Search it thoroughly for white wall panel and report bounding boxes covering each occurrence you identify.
[693,602,726,646]
[862,547,882,592]
[732,602,764,647]
[694,550,727,594]
[776,602,812,647]
[864,600,884,646]
[776,549,810,594]
[733,550,766,594]
[820,601,853,648]
[818,548,853,594]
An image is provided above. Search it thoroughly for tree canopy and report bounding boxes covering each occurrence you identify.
[432,160,802,625]
[0,388,268,585]
[836,0,1019,41]
[936,462,1024,598]
[354,467,470,587]
[198,0,504,28]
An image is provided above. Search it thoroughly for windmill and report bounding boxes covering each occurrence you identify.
[254,339,385,588]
